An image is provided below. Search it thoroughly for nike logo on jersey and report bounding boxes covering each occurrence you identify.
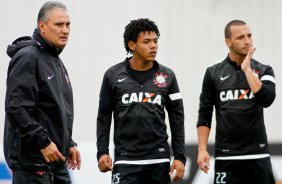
[220,75,230,81]
[48,75,54,80]
[220,89,254,102]
[118,78,127,82]
[122,92,162,105]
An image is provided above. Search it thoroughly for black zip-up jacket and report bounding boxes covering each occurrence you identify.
[4,29,76,171]
[197,56,276,157]
[97,58,186,165]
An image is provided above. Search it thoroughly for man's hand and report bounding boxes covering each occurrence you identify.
[241,47,256,72]
[169,160,185,182]
[40,141,65,163]
[67,146,81,170]
[98,155,112,172]
[197,149,210,173]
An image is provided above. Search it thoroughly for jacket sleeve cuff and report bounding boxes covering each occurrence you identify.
[70,139,77,147]
[97,151,109,161]
[174,155,187,166]
[37,136,51,150]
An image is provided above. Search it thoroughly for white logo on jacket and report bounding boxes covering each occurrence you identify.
[118,78,127,82]
[220,89,254,102]
[122,92,162,105]
[220,75,230,81]
[48,75,54,80]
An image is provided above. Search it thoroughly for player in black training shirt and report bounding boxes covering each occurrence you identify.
[96,18,186,183]
[197,20,276,184]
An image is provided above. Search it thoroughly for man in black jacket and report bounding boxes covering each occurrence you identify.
[197,20,276,184]
[96,18,186,184]
[4,1,81,183]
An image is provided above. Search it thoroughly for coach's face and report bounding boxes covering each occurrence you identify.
[226,25,253,57]
[38,7,70,49]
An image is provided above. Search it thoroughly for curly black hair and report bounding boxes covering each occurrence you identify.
[123,18,160,54]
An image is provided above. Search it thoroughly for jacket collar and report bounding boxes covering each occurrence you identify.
[32,28,63,56]
[226,55,241,70]
[124,57,159,71]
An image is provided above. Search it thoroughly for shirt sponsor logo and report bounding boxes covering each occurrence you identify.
[220,89,254,102]
[122,92,162,105]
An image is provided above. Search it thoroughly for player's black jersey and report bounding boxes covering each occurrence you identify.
[197,56,276,157]
[97,57,186,164]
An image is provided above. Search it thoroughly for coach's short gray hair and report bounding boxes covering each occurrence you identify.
[37,1,67,23]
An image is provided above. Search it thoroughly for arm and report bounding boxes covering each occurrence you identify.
[197,126,211,173]
[241,47,276,107]
[96,70,114,172]
[197,68,215,173]
[6,52,67,163]
[241,47,262,93]
[254,76,275,107]
[59,63,81,170]
[165,74,185,181]
[67,146,81,170]
[5,52,51,150]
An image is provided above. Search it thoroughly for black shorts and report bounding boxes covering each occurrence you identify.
[12,165,71,184]
[214,157,275,184]
[112,162,171,184]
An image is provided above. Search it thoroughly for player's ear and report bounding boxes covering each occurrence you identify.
[128,40,136,52]
[225,38,231,47]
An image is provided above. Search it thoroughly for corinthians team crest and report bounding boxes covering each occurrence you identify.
[154,72,168,87]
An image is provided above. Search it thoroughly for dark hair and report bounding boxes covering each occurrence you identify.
[224,20,246,39]
[123,18,160,54]
[37,1,67,23]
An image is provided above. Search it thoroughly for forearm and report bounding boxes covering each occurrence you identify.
[171,127,186,165]
[244,68,262,93]
[96,109,112,160]
[167,99,186,164]
[197,126,210,152]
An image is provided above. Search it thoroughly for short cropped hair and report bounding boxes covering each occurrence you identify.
[123,18,160,54]
[224,20,246,39]
[37,1,67,23]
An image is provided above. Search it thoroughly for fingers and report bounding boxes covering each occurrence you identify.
[67,154,76,170]
[169,160,185,182]
[76,151,81,170]
[169,164,175,176]
[67,147,81,170]
[246,47,256,60]
[98,155,112,172]
[198,159,210,173]
[245,47,256,62]
[57,152,66,162]
[40,142,65,163]
[249,47,256,55]
[172,167,185,181]
[43,154,50,163]
[47,151,65,162]
[197,150,210,174]
[199,162,210,173]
